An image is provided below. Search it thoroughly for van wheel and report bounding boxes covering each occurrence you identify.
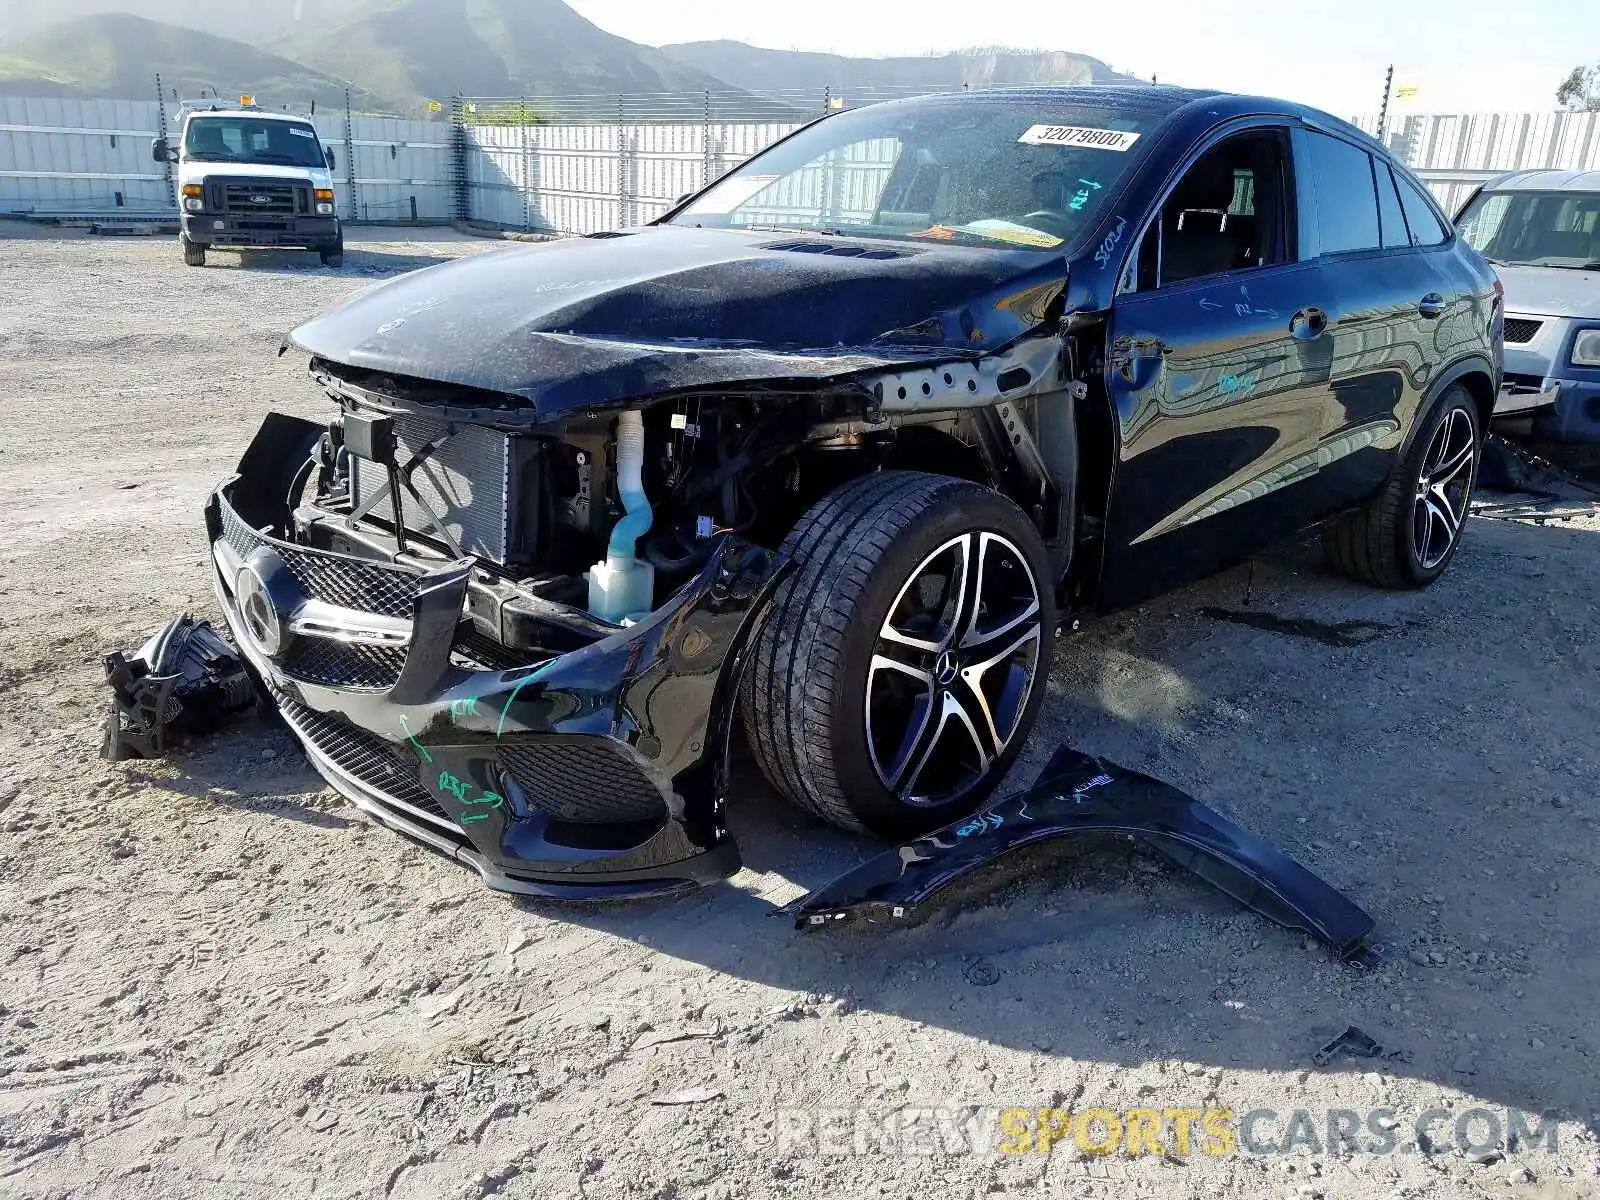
[182,237,206,267]
[319,240,344,268]
[741,471,1054,839]
[1322,384,1482,589]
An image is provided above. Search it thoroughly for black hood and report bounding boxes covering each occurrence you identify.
[288,225,1066,415]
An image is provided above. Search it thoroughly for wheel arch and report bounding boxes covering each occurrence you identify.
[1411,356,1496,458]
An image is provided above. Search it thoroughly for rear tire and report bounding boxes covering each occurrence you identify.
[741,470,1055,839]
[182,237,206,267]
[1322,384,1482,589]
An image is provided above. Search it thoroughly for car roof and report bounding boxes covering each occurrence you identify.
[1478,168,1600,194]
[873,85,1384,153]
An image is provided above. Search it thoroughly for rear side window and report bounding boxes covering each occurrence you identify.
[1375,162,1409,249]
[1395,172,1450,245]
[1304,131,1381,254]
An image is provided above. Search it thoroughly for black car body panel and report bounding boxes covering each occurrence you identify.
[210,86,1501,893]
[286,226,1077,414]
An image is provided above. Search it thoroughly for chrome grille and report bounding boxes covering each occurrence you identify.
[222,183,301,215]
[220,500,421,619]
[277,697,458,831]
[1504,318,1543,344]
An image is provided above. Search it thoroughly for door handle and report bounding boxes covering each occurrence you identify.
[1417,293,1446,319]
[1289,306,1327,340]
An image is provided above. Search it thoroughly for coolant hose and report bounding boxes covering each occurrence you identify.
[606,409,653,559]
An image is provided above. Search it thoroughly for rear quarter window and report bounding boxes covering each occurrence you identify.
[1304,131,1381,254]
[1394,171,1450,245]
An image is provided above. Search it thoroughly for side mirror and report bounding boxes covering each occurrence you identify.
[325,148,337,170]
[152,137,170,163]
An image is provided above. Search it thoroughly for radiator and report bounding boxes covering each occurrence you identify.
[349,414,515,564]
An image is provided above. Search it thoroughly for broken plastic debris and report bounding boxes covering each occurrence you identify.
[100,615,257,760]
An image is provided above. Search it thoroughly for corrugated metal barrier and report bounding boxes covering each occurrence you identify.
[0,93,454,222]
[7,87,1600,231]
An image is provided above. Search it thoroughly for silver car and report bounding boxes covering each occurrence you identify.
[1457,170,1600,441]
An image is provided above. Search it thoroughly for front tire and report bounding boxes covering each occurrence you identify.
[1322,384,1482,589]
[742,471,1055,839]
[182,237,206,267]
[319,236,344,268]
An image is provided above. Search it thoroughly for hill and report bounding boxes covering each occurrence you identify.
[658,40,1145,96]
[0,12,396,109]
[277,0,738,107]
[0,0,370,45]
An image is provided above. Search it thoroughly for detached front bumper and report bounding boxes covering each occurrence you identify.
[183,213,339,249]
[206,418,783,898]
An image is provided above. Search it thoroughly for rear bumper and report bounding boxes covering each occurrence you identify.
[206,416,784,897]
[183,213,339,249]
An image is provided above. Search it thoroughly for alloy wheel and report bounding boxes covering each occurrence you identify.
[864,531,1043,808]
[1412,407,1477,570]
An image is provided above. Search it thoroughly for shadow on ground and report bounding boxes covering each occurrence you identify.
[480,513,1600,1130]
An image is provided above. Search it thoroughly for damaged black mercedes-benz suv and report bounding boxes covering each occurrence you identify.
[210,86,1499,896]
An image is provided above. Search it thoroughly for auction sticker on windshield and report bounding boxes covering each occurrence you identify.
[1018,125,1141,152]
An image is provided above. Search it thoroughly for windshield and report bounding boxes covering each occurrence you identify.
[183,116,326,169]
[667,97,1157,251]
[1457,189,1600,270]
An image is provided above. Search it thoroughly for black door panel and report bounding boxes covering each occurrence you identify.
[1100,262,1336,608]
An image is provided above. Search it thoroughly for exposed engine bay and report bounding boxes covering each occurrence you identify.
[287,331,1083,653]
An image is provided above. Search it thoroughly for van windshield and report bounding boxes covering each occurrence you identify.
[184,117,326,169]
[667,96,1156,251]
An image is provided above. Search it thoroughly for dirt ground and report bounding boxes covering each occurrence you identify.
[3,222,1600,1200]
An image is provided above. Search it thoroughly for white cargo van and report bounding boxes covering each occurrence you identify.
[153,98,344,267]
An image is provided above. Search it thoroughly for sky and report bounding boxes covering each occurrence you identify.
[568,0,1589,117]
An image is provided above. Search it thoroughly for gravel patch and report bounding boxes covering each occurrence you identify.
[3,222,1599,1199]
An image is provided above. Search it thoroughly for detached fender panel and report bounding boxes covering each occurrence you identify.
[792,745,1382,967]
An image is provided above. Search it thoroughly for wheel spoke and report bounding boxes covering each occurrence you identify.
[1413,497,1434,567]
[1430,437,1473,488]
[879,535,970,653]
[944,533,981,651]
[901,691,990,801]
[1426,492,1461,539]
[865,654,935,788]
[956,624,1042,751]
[958,532,1042,652]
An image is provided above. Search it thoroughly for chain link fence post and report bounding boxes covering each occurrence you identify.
[519,96,531,231]
[154,73,175,214]
[449,94,470,222]
[343,88,358,222]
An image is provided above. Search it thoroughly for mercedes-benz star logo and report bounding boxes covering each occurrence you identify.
[235,563,285,656]
[934,650,959,687]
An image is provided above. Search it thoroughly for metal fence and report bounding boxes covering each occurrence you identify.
[457,93,1600,235]
[1356,110,1600,214]
[0,91,453,222]
[8,85,1600,231]
[455,87,934,235]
